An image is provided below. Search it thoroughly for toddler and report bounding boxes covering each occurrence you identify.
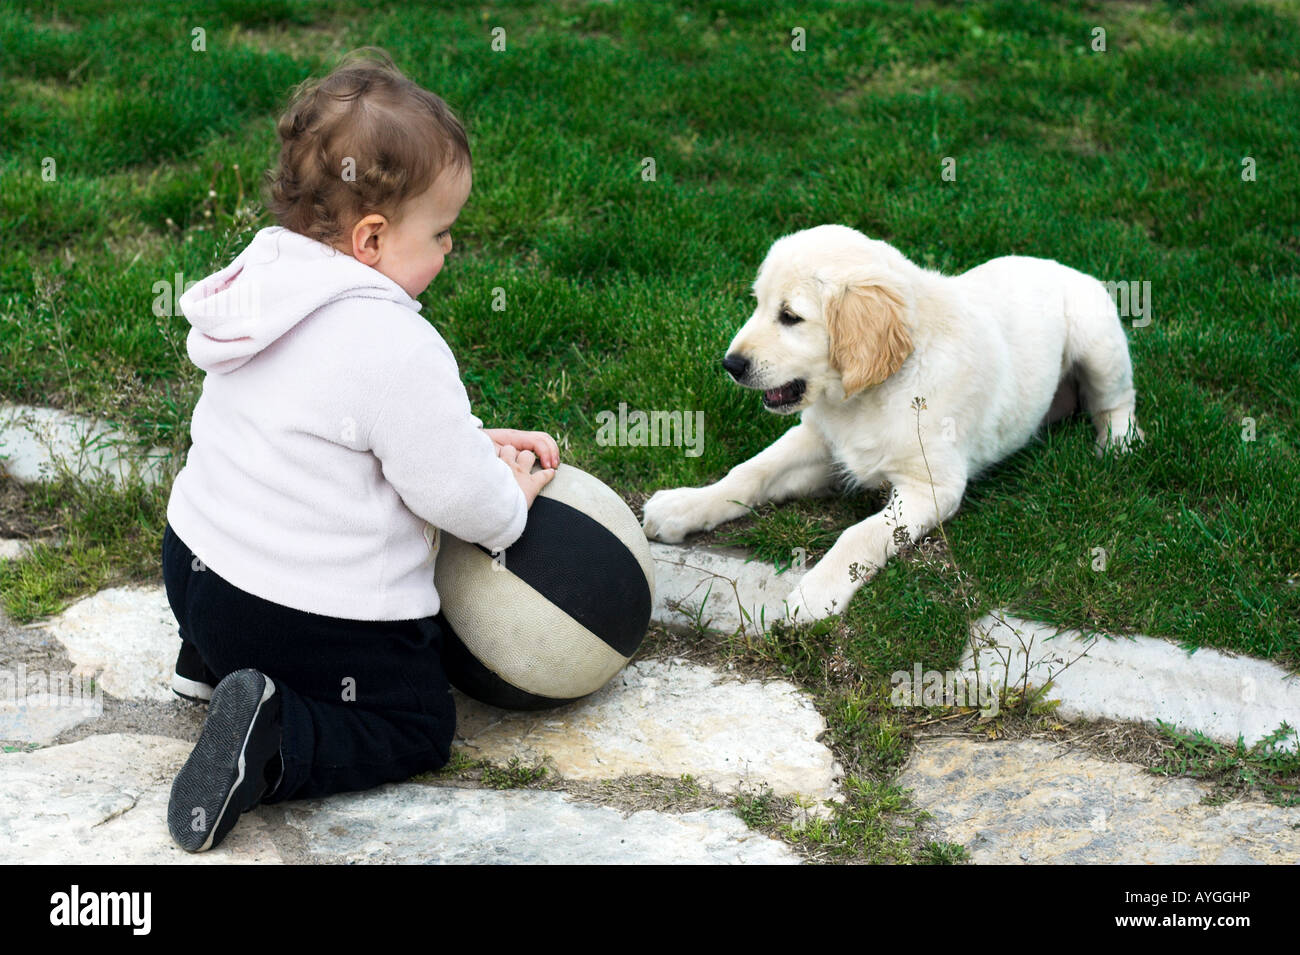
[161,47,556,852]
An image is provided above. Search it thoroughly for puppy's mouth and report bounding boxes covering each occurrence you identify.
[761,379,806,410]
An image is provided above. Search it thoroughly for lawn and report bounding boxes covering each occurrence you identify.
[1,0,1297,685]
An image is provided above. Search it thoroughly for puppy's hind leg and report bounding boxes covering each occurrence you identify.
[1068,281,1145,453]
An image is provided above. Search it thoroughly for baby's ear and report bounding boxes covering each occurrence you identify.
[825,273,912,398]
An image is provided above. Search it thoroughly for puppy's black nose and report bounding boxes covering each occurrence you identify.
[722,354,749,381]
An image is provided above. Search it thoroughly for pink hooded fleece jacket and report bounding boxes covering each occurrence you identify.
[166,226,527,621]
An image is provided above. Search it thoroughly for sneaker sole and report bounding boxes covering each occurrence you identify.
[168,671,276,852]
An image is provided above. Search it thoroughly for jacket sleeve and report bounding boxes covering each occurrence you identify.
[366,338,527,552]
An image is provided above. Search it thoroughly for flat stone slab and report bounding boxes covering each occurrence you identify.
[0,689,104,745]
[0,732,795,865]
[0,604,109,745]
[32,581,841,804]
[900,737,1300,864]
[652,546,1300,753]
[0,733,281,864]
[41,586,178,703]
[651,541,803,634]
[457,658,839,802]
[962,613,1300,749]
[0,537,31,562]
[0,403,169,489]
[280,784,798,864]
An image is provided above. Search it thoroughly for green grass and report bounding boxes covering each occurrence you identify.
[478,756,549,790]
[1152,721,1300,806]
[1,1,1297,673]
[413,751,550,790]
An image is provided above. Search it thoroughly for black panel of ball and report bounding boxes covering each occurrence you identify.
[470,496,652,657]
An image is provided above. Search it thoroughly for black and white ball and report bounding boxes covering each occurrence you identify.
[433,463,655,710]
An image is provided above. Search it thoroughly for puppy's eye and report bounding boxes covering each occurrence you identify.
[778,308,804,326]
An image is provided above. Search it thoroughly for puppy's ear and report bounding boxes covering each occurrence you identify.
[826,276,912,398]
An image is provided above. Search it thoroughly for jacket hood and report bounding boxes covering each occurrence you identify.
[179,226,420,374]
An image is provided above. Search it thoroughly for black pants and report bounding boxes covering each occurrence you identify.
[161,522,457,802]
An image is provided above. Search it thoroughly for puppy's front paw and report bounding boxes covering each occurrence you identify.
[785,562,861,622]
[642,486,722,543]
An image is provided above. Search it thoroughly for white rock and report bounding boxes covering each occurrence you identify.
[42,586,179,702]
[961,612,1300,750]
[0,732,796,865]
[900,737,1300,864]
[0,403,169,489]
[457,658,840,803]
[650,541,802,634]
[0,684,104,745]
[0,538,31,562]
[280,784,799,864]
[0,734,281,864]
[650,545,1300,751]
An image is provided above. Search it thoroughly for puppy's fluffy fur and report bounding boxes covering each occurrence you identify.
[642,225,1143,620]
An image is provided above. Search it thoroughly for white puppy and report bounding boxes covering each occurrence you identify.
[642,224,1143,621]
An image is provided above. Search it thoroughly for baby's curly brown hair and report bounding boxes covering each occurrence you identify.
[264,47,470,248]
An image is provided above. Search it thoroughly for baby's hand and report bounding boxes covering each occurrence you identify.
[484,428,560,470]
[497,444,555,509]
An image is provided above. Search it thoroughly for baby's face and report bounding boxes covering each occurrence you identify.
[371,164,472,299]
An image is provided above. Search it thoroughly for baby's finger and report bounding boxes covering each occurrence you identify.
[541,434,560,468]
